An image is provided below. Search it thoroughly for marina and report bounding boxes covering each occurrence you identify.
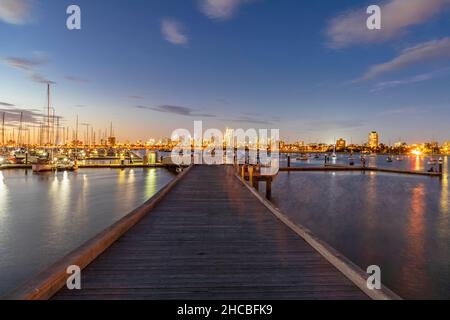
[2,0,450,304]
[9,165,388,300]
[0,153,449,299]
[0,167,175,297]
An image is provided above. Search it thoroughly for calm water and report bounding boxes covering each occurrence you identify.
[0,168,175,297]
[270,155,450,299]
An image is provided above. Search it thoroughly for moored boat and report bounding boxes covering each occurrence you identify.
[32,157,55,173]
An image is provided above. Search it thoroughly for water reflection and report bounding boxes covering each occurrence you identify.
[145,169,158,199]
[0,172,8,225]
[441,157,449,214]
[269,157,450,299]
[0,168,175,297]
[400,184,427,296]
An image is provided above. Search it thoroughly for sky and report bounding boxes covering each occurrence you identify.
[1,0,450,144]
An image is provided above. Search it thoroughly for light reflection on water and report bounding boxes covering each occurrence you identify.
[270,156,450,299]
[0,168,175,297]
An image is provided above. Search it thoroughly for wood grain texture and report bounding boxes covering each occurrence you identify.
[54,165,367,300]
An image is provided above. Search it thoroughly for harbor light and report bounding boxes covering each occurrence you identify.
[412,149,422,156]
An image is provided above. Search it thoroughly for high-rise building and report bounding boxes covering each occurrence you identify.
[336,138,346,150]
[224,128,234,148]
[368,131,379,148]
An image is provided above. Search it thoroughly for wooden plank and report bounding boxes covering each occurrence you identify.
[52,165,368,300]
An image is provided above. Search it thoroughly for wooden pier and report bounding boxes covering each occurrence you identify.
[8,165,401,300]
[0,163,182,171]
[280,165,443,177]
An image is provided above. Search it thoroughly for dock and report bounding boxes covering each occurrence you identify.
[0,163,182,171]
[6,165,404,300]
[280,165,443,177]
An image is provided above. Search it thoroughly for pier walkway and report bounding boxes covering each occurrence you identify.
[48,165,367,300]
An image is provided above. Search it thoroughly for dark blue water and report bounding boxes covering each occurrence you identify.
[0,168,175,297]
[270,155,450,299]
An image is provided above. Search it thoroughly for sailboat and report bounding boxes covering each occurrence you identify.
[348,151,355,161]
[32,155,54,172]
[331,145,337,160]
[33,84,55,173]
[428,149,438,165]
[428,157,438,165]
[296,153,308,161]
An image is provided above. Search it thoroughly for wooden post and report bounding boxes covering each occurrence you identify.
[439,163,443,174]
[266,178,272,200]
[253,176,259,191]
[249,166,254,186]
[287,155,291,168]
[241,164,246,180]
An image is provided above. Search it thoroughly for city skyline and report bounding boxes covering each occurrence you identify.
[1,0,450,144]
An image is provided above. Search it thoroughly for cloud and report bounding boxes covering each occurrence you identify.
[221,117,275,125]
[0,101,15,107]
[0,0,33,25]
[161,18,189,45]
[199,0,252,20]
[371,67,450,91]
[64,75,88,83]
[358,38,450,81]
[221,113,280,125]
[303,119,366,132]
[377,107,424,116]
[326,0,450,48]
[3,56,47,71]
[3,55,55,84]
[216,98,230,105]
[136,105,216,118]
[0,107,48,125]
[30,73,55,84]
[129,95,144,100]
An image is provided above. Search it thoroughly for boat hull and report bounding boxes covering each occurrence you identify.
[32,164,54,172]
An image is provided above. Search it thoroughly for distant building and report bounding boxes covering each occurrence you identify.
[107,136,116,146]
[443,142,450,154]
[368,131,379,149]
[224,128,234,148]
[336,138,346,150]
[394,141,406,148]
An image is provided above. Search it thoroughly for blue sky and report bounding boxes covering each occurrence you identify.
[1,0,450,144]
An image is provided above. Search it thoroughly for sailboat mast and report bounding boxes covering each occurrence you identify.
[1,112,5,146]
[47,83,51,145]
[18,112,23,147]
[75,115,79,144]
[56,116,60,146]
